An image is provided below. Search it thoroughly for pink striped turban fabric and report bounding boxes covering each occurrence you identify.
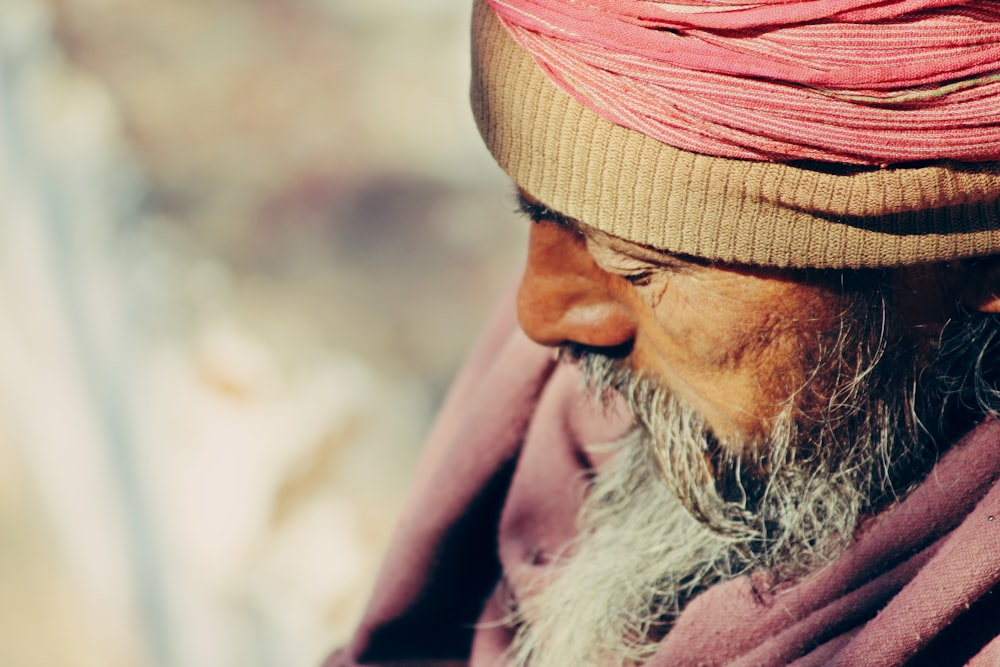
[485,0,1000,165]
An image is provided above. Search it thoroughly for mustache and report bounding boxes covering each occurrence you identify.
[557,343,635,398]
[557,342,771,528]
[558,342,696,434]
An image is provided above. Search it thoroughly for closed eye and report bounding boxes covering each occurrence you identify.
[622,271,654,286]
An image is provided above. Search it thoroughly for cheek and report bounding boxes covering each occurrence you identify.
[644,276,782,372]
[640,275,838,396]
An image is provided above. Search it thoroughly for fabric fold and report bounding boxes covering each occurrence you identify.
[486,0,1000,164]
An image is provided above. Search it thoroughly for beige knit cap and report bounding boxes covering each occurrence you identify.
[470,0,1000,268]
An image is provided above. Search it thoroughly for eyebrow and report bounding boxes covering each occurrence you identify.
[515,191,584,234]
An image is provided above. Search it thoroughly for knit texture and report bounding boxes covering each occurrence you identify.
[471,0,1000,268]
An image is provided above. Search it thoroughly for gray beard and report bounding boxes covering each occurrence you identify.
[507,287,962,667]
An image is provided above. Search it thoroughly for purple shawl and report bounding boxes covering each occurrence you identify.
[325,293,1000,666]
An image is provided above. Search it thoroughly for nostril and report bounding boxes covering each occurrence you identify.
[560,340,634,363]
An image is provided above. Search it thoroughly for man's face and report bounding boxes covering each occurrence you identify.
[510,190,1000,667]
[516,190,856,452]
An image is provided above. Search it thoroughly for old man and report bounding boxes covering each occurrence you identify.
[327,0,1000,665]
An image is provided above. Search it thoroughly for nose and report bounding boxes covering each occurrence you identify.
[517,221,637,350]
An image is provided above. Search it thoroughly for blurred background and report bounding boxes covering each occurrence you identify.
[0,1,525,665]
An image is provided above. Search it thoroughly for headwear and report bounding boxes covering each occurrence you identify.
[471,0,1000,268]
[485,0,1000,166]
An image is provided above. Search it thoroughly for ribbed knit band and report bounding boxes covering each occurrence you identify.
[471,0,1000,268]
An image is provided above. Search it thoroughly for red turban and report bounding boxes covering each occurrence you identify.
[486,0,1000,165]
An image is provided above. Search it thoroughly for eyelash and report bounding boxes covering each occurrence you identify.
[515,196,582,234]
[622,271,654,286]
[515,198,552,222]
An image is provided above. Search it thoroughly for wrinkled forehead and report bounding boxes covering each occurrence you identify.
[470,0,1000,269]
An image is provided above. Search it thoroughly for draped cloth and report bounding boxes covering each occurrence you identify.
[323,293,1000,666]
[485,0,1000,165]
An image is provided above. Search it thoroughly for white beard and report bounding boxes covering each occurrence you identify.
[506,290,957,667]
